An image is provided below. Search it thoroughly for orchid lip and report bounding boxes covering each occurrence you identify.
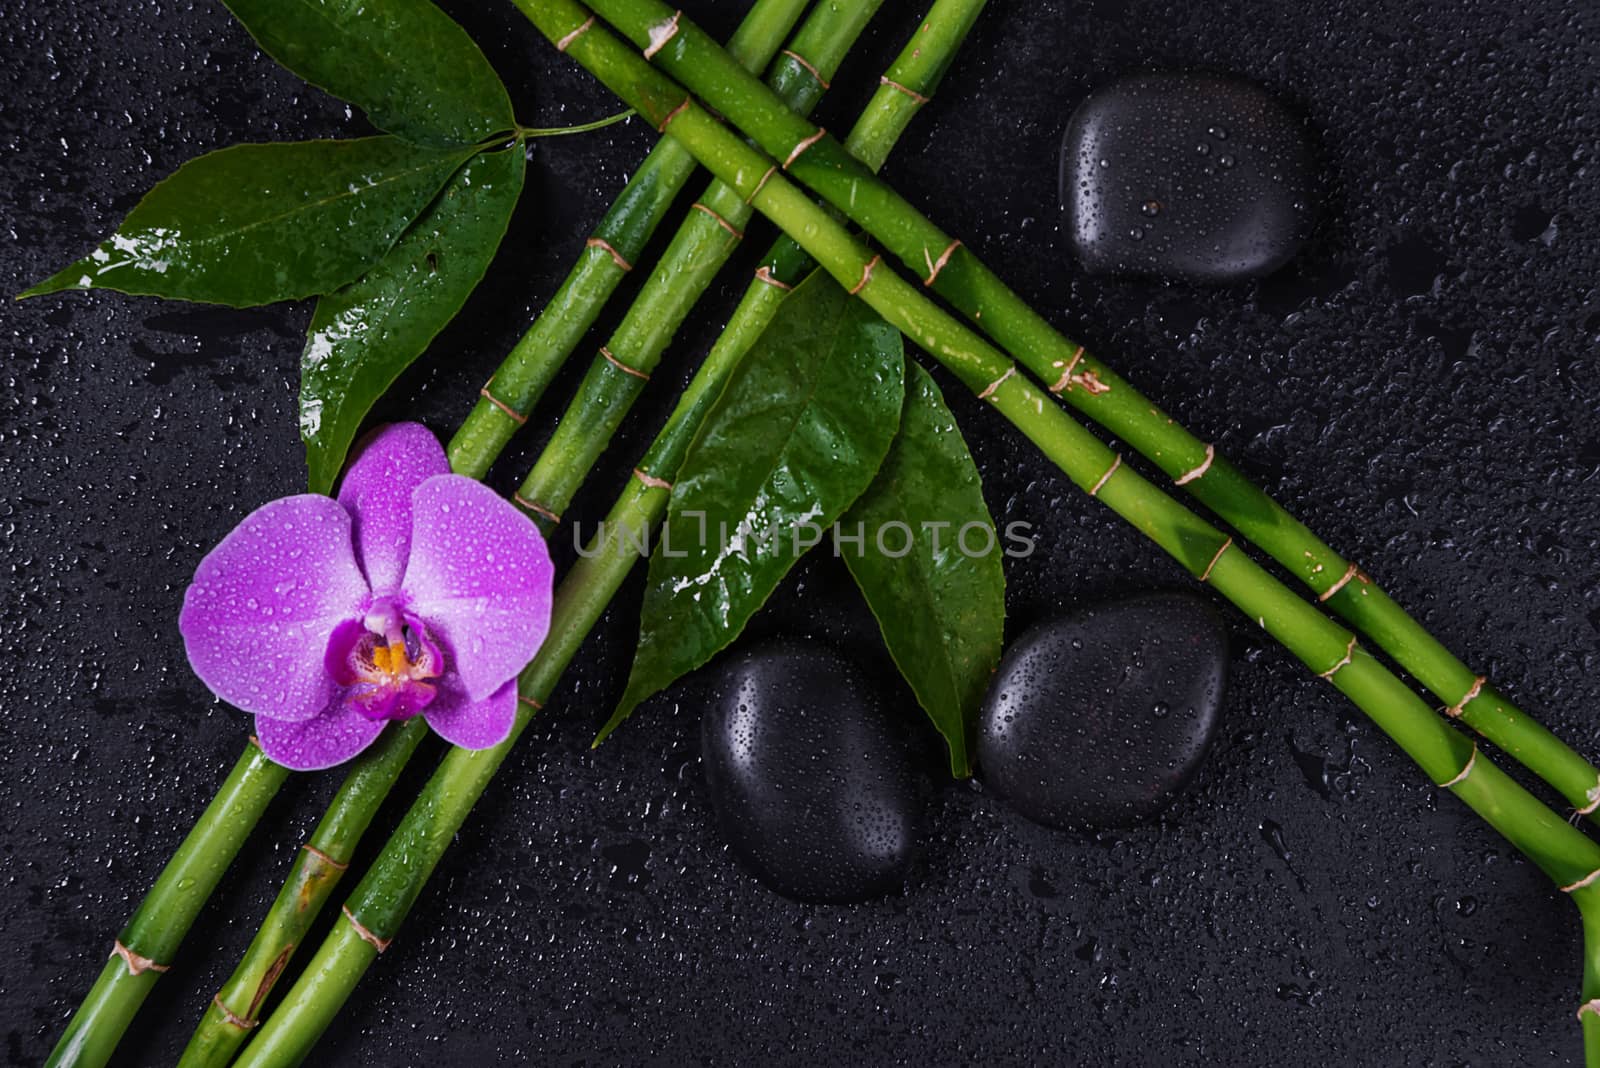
[329,610,445,722]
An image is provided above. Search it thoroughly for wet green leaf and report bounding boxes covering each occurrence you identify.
[602,271,905,739]
[302,146,525,493]
[21,137,475,307]
[842,364,1005,777]
[221,0,514,148]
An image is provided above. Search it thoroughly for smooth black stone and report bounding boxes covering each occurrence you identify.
[977,593,1229,829]
[701,640,923,904]
[1061,72,1316,283]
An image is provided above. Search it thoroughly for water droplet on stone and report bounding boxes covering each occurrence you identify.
[1060,72,1318,283]
[977,593,1229,829]
[701,639,925,903]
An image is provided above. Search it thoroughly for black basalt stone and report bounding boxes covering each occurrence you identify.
[1061,71,1316,283]
[978,593,1229,829]
[701,640,924,903]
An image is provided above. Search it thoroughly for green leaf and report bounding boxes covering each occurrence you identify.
[21,137,475,307]
[221,0,514,148]
[301,145,525,493]
[842,364,1005,777]
[601,271,906,740]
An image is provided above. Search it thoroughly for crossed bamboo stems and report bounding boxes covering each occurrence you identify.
[45,1,1600,1066]
[50,1,966,1064]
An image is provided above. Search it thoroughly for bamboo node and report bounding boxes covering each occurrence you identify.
[922,239,962,287]
[1175,443,1216,485]
[1049,345,1086,393]
[212,994,258,1031]
[555,15,594,52]
[514,493,561,525]
[1075,369,1111,395]
[585,237,632,272]
[633,467,674,491]
[1577,780,1600,817]
[1089,454,1122,498]
[1561,868,1600,894]
[880,75,931,105]
[1199,536,1232,583]
[111,940,170,976]
[745,165,777,204]
[518,693,543,711]
[300,843,349,871]
[781,49,830,89]
[600,345,651,381]
[692,202,744,240]
[783,128,827,170]
[656,98,691,133]
[850,254,880,296]
[478,380,528,426]
[977,366,1015,401]
[1578,999,1600,1021]
[1436,744,1478,789]
[1050,359,1111,395]
[1318,562,1361,603]
[341,906,393,953]
[1318,635,1358,680]
[1444,675,1486,720]
[753,265,792,291]
[642,11,682,60]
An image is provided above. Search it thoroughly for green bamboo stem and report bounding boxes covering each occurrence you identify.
[46,8,813,1063]
[1583,904,1600,1065]
[230,478,659,1068]
[171,2,882,1061]
[446,0,810,480]
[46,742,289,1068]
[582,0,1600,827]
[174,719,428,1067]
[228,8,983,1062]
[506,9,1600,1059]
[164,5,834,1064]
[510,0,884,533]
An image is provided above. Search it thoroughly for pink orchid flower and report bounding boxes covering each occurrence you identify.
[180,423,553,770]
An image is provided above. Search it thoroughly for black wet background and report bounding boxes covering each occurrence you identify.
[3,0,1599,1064]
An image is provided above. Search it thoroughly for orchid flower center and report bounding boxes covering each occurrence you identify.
[331,601,444,722]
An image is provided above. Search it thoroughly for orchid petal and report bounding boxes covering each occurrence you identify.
[180,495,366,722]
[423,677,518,750]
[337,422,450,594]
[400,475,553,701]
[255,704,386,771]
